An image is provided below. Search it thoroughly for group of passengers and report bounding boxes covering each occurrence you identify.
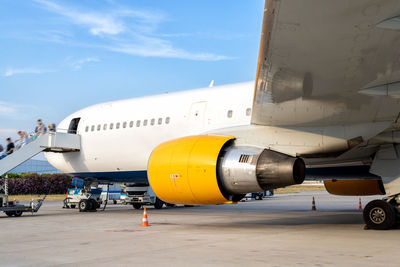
[0,119,56,160]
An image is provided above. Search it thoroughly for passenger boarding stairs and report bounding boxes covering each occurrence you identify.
[0,132,80,176]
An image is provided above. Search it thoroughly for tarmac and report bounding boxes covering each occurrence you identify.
[0,191,399,266]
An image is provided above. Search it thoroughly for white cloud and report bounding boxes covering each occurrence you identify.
[34,0,156,36]
[109,44,233,61]
[70,57,100,70]
[0,129,17,135]
[0,101,38,119]
[4,68,55,77]
[34,0,232,61]
[0,101,16,114]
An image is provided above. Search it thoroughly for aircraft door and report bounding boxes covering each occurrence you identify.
[189,101,208,132]
[68,118,81,134]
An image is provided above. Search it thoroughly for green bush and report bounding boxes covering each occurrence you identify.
[7,173,72,195]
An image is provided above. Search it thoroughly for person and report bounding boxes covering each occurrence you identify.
[15,131,29,149]
[35,119,47,137]
[48,123,56,132]
[5,138,15,155]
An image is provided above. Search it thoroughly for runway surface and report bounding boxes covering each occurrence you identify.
[0,191,399,266]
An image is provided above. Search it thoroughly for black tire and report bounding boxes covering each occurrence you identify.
[79,199,89,212]
[14,211,23,217]
[132,203,142,209]
[113,200,117,205]
[255,195,261,200]
[89,199,97,210]
[5,211,15,217]
[154,198,164,209]
[166,203,176,208]
[363,199,397,230]
[70,205,76,209]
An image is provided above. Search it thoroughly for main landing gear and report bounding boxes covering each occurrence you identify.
[363,195,400,230]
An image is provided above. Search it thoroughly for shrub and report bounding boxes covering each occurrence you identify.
[7,173,72,195]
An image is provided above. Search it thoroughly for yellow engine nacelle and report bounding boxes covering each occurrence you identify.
[148,135,235,205]
[148,135,305,205]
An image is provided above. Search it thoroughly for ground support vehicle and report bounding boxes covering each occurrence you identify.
[63,188,102,212]
[124,183,166,209]
[99,184,122,204]
[0,174,46,217]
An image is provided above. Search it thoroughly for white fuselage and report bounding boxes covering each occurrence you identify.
[45,82,254,182]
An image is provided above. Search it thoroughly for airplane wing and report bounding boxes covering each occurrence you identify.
[252,0,400,127]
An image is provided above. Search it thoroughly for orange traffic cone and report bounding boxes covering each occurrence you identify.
[358,197,362,210]
[312,196,316,211]
[140,207,150,227]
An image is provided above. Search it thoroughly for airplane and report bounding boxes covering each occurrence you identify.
[45,0,400,230]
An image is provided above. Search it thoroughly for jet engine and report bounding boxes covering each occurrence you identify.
[148,135,305,205]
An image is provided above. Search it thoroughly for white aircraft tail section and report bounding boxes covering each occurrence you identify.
[0,132,80,176]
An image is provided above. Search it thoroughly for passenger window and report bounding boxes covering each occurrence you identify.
[103,124,107,130]
[110,123,114,130]
[91,125,95,132]
[116,122,120,129]
[123,122,127,128]
[97,124,101,131]
[151,119,155,126]
[246,108,251,116]
[85,126,89,132]
[136,120,141,127]
[158,118,162,125]
[143,119,148,126]
[227,110,233,118]
[165,117,170,124]
[129,121,134,128]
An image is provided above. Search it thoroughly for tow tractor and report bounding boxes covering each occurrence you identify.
[1,174,46,217]
[124,182,169,209]
[63,187,102,212]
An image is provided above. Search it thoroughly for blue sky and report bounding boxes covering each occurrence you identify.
[0,0,264,146]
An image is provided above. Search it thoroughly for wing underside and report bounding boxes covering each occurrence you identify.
[252,0,400,127]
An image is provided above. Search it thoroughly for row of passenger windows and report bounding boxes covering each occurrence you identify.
[84,108,251,133]
[85,117,170,132]
[227,108,251,118]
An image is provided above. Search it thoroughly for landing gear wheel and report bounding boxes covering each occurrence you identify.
[89,199,98,211]
[132,203,142,210]
[79,199,89,212]
[5,211,15,217]
[363,199,397,230]
[14,211,23,217]
[154,198,164,209]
